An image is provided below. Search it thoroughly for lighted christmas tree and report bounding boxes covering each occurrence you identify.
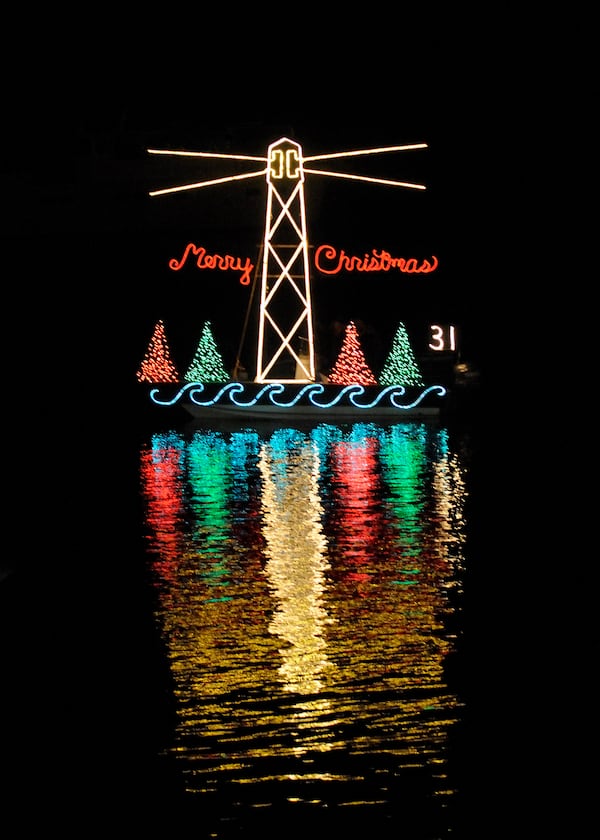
[379,321,424,386]
[184,321,230,383]
[328,321,378,386]
[136,319,180,383]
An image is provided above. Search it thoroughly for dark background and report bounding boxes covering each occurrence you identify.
[2,36,520,834]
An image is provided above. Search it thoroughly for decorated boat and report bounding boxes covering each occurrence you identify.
[137,136,471,422]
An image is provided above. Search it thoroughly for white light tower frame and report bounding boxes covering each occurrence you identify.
[256,137,313,383]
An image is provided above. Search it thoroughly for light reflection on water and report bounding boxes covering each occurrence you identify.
[139,420,471,836]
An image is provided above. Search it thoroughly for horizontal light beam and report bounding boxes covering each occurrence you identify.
[304,143,427,162]
[303,168,426,189]
[148,148,267,162]
[149,169,267,196]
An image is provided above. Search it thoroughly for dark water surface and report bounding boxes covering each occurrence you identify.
[3,411,486,837]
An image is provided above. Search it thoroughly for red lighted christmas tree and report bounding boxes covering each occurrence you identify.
[184,321,229,383]
[136,319,180,383]
[328,321,378,386]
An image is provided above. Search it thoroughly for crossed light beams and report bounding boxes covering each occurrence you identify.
[148,143,428,196]
[148,140,427,383]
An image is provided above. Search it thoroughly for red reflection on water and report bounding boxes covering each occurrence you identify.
[329,435,386,590]
[140,440,186,584]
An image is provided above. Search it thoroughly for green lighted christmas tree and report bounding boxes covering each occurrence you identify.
[328,321,378,386]
[379,321,424,386]
[184,321,230,383]
[136,319,180,383]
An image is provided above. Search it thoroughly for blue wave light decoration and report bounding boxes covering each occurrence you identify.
[149,382,447,412]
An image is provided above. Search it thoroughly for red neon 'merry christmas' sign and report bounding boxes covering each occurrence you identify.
[169,243,255,285]
[168,241,437,285]
[314,244,438,274]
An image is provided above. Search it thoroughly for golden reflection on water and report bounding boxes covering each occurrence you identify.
[259,430,333,698]
[139,422,469,804]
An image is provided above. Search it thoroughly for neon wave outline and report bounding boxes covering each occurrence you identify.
[149,382,447,410]
[388,384,447,408]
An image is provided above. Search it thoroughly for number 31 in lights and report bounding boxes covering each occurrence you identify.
[428,324,457,352]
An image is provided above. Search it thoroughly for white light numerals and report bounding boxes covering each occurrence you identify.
[428,324,457,352]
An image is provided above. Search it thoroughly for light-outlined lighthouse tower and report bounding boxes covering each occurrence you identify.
[148,136,427,385]
[257,137,314,383]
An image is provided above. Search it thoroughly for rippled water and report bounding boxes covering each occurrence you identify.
[136,419,476,837]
